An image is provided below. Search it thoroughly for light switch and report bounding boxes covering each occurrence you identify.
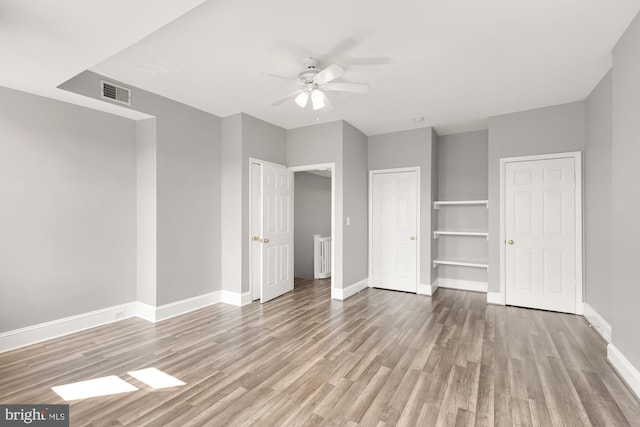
[346,216,351,226]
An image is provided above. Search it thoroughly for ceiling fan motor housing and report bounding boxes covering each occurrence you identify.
[298,68,320,83]
[297,57,321,83]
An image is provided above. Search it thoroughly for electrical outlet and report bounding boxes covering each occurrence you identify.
[115,310,126,319]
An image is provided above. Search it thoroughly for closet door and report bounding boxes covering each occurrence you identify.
[504,157,577,313]
[370,169,419,293]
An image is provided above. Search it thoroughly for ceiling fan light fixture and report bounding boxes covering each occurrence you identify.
[269,60,366,112]
[311,89,326,110]
[294,91,309,108]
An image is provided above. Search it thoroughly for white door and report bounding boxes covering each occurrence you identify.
[371,170,418,293]
[505,157,577,313]
[260,163,294,302]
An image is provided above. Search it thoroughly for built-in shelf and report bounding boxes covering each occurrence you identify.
[433,199,489,272]
[433,231,488,239]
[433,259,489,270]
[434,200,488,209]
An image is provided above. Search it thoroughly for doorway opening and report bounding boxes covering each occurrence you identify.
[289,163,336,299]
[293,169,332,286]
[249,160,336,303]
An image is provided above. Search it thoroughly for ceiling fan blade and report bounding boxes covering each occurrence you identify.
[323,82,370,93]
[313,64,344,85]
[262,73,303,84]
[271,90,303,106]
[324,37,359,62]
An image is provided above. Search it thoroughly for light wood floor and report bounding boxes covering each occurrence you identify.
[1,278,639,426]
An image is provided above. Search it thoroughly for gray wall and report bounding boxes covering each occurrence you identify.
[611,11,640,369]
[287,121,344,289]
[293,172,331,279]
[60,70,222,305]
[342,122,369,286]
[585,70,613,322]
[487,102,585,292]
[0,86,136,332]
[368,127,437,286]
[136,118,157,306]
[437,130,488,282]
[438,130,488,200]
[220,114,243,296]
[287,121,344,166]
[154,100,220,304]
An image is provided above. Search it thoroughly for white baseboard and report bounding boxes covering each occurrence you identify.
[487,292,504,305]
[607,343,640,399]
[333,278,369,301]
[136,302,157,322]
[155,291,221,322]
[0,302,137,353]
[221,290,252,307]
[436,277,488,293]
[0,290,228,352]
[418,283,439,296]
[583,303,612,342]
[241,291,253,306]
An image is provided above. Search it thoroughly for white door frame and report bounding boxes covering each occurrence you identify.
[498,151,583,314]
[368,167,421,292]
[287,163,336,299]
[250,161,262,302]
[248,157,295,303]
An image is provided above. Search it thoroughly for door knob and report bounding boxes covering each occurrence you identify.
[253,236,261,241]
[263,238,270,244]
[410,235,416,240]
[507,240,514,245]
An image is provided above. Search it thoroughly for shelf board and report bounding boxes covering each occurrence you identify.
[433,231,488,239]
[433,259,489,270]
[434,200,488,209]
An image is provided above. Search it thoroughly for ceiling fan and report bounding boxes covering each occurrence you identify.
[268,57,369,111]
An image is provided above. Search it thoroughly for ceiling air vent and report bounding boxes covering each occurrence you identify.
[101,80,131,106]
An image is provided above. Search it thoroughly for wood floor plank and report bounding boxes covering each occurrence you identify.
[280,382,334,427]
[510,397,533,427]
[474,334,495,426]
[395,371,430,426]
[528,398,553,427]
[1,279,639,426]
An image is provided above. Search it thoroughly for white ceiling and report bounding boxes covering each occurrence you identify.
[0,0,206,119]
[2,1,639,135]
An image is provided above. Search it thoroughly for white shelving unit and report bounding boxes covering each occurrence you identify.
[433,259,489,270]
[433,200,489,273]
[434,200,488,209]
[433,231,488,239]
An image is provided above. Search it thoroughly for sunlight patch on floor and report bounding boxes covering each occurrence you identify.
[52,375,138,401]
[127,368,185,389]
